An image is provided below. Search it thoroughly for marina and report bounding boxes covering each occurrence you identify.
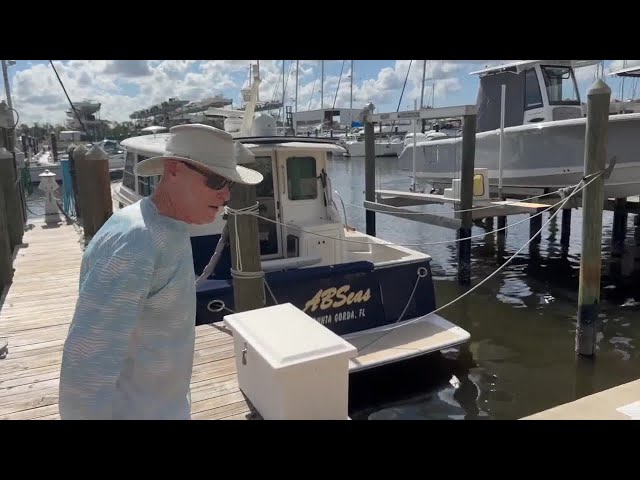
[1,59,640,420]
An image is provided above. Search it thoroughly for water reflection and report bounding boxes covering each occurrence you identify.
[327,154,640,420]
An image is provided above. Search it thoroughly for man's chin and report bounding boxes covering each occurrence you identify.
[189,213,218,225]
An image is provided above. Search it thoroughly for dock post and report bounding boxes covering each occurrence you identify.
[484,216,494,231]
[364,120,376,237]
[227,184,265,313]
[72,144,88,228]
[576,79,610,357]
[529,210,543,243]
[561,208,572,247]
[611,197,627,247]
[497,215,506,237]
[83,145,113,236]
[457,114,476,285]
[529,208,543,257]
[0,147,24,249]
[50,133,58,162]
[0,179,13,289]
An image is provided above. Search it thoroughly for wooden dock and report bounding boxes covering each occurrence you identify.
[0,216,257,420]
[521,379,640,420]
[1,182,473,420]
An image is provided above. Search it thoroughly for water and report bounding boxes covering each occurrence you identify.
[325,154,640,420]
[27,162,640,420]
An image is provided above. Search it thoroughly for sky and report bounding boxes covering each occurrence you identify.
[2,60,639,127]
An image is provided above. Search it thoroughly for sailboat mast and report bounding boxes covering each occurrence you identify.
[420,60,427,108]
[295,60,299,113]
[320,60,324,133]
[350,60,354,131]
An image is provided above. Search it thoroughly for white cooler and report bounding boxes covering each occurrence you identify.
[224,303,357,420]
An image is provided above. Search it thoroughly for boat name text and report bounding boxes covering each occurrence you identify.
[304,285,371,313]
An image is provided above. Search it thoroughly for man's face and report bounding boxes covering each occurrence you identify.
[165,160,232,224]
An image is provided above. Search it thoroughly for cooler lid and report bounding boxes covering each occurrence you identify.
[224,303,357,369]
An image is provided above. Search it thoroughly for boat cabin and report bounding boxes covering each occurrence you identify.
[117,133,352,277]
[470,60,600,132]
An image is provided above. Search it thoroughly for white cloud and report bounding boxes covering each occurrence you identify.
[7,60,619,127]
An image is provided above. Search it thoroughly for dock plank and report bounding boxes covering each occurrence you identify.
[522,379,640,420]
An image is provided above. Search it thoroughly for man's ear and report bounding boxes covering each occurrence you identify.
[164,160,180,177]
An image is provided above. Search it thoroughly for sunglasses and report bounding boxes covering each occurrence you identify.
[181,162,234,190]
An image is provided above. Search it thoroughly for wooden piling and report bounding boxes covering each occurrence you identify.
[50,133,58,162]
[497,215,507,236]
[561,208,572,247]
[82,145,113,236]
[0,181,13,289]
[68,145,81,218]
[0,148,24,249]
[364,121,376,237]
[529,209,543,245]
[457,114,476,285]
[72,144,88,225]
[576,79,610,357]
[484,216,494,231]
[611,197,627,246]
[227,184,265,313]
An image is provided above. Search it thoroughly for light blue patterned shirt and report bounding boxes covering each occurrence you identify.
[59,197,196,420]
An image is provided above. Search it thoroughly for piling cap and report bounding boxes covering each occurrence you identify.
[38,169,57,178]
[72,143,87,161]
[85,144,109,161]
[588,78,611,96]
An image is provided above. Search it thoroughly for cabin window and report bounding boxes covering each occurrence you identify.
[149,175,162,194]
[287,156,317,200]
[137,155,152,196]
[123,151,136,190]
[243,155,278,256]
[524,68,543,110]
[541,66,580,105]
[244,156,275,199]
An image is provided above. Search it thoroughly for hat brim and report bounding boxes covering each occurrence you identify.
[134,155,263,185]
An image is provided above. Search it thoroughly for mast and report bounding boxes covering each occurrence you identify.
[350,60,354,131]
[420,60,427,108]
[295,60,299,113]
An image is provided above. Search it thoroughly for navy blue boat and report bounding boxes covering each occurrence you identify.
[116,80,470,371]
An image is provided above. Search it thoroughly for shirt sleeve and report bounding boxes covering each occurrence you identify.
[59,229,156,419]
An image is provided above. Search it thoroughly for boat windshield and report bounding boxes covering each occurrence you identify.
[541,65,580,105]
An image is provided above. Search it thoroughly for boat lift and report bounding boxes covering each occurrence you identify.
[360,103,553,285]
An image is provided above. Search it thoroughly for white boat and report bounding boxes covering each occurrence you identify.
[27,145,124,184]
[343,133,404,157]
[399,60,640,198]
[112,67,471,372]
[26,152,62,183]
[607,64,640,115]
[93,139,125,170]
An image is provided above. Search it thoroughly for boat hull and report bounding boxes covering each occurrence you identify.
[345,140,403,157]
[398,113,640,198]
[195,256,437,336]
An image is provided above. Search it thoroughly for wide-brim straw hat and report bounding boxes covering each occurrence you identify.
[134,123,263,185]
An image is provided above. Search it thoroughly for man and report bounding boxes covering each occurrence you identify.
[58,124,263,420]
